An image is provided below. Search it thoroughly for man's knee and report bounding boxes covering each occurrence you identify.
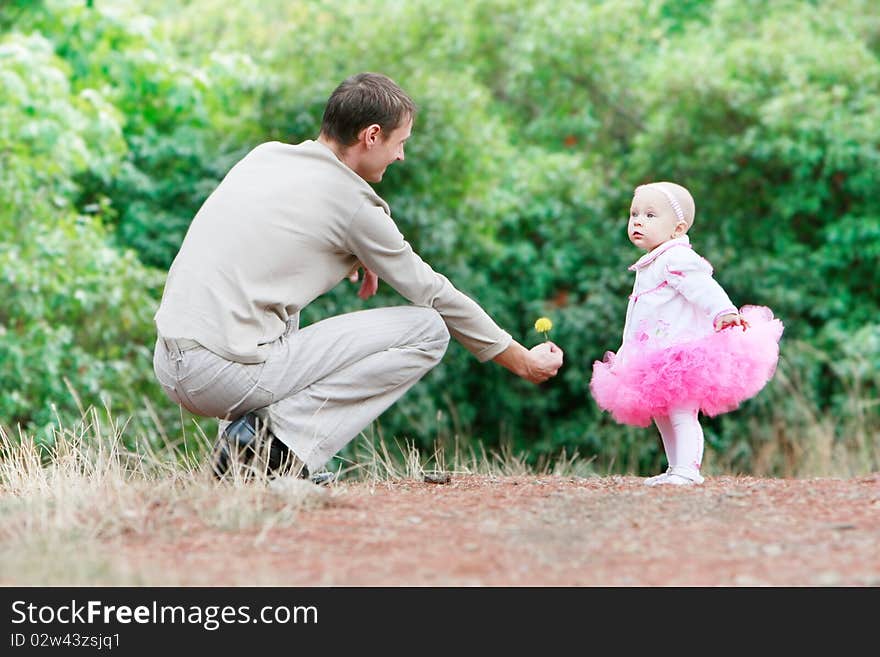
[417,307,450,357]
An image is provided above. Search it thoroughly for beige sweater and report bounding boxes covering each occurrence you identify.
[154,140,512,364]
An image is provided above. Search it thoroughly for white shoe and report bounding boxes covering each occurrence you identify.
[646,465,704,486]
[643,468,672,486]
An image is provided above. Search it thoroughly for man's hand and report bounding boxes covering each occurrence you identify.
[493,340,564,384]
[715,312,749,332]
[524,342,564,384]
[348,266,379,300]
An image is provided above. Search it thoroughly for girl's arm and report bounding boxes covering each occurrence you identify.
[663,251,742,331]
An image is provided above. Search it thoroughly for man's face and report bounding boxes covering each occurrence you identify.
[357,115,412,183]
[628,187,685,252]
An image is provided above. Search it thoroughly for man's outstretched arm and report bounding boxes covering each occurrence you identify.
[493,340,564,384]
[346,205,564,369]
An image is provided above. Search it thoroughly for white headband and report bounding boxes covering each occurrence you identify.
[649,184,685,223]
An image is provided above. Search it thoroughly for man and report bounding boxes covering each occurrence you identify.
[152,72,564,481]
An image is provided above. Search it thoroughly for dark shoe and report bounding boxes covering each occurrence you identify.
[212,412,309,481]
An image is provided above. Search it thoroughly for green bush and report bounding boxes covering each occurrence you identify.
[0,31,168,442]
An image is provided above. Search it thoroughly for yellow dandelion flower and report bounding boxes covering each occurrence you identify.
[534,317,553,341]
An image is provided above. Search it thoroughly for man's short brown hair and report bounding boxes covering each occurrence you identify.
[320,72,416,146]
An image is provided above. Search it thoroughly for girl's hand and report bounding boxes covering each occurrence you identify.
[715,312,749,332]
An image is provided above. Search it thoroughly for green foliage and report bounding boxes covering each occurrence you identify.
[2,0,877,475]
[0,30,167,442]
[5,1,266,269]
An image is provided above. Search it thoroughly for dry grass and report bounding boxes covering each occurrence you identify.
[0,406,590,584]
[334,424,598,483]
[724,346,880,478]
[0,408,333,585]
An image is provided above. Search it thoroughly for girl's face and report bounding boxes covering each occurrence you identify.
[628,187,687,251]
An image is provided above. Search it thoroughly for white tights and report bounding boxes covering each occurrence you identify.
[653,406,704,472]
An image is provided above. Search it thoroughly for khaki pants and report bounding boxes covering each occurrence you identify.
[153,306,450,472]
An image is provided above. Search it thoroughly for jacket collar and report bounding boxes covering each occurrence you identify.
[628,235,692,271]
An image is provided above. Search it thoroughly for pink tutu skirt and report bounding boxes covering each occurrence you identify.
[590,306,783,427]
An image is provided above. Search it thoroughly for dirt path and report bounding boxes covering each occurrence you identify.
[116,473,879,586]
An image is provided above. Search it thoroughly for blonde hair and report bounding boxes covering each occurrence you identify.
[636,182,696,228]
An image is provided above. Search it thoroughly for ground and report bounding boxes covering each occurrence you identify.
[117,473,880,586]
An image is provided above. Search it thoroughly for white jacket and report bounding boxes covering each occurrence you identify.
[618,236,737,362]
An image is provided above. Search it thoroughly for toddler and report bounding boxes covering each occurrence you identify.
[590,182,783,485]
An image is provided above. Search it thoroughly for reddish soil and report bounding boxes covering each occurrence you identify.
[121,473,879,586]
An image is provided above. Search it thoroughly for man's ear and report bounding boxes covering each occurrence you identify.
[358,123,382,148]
